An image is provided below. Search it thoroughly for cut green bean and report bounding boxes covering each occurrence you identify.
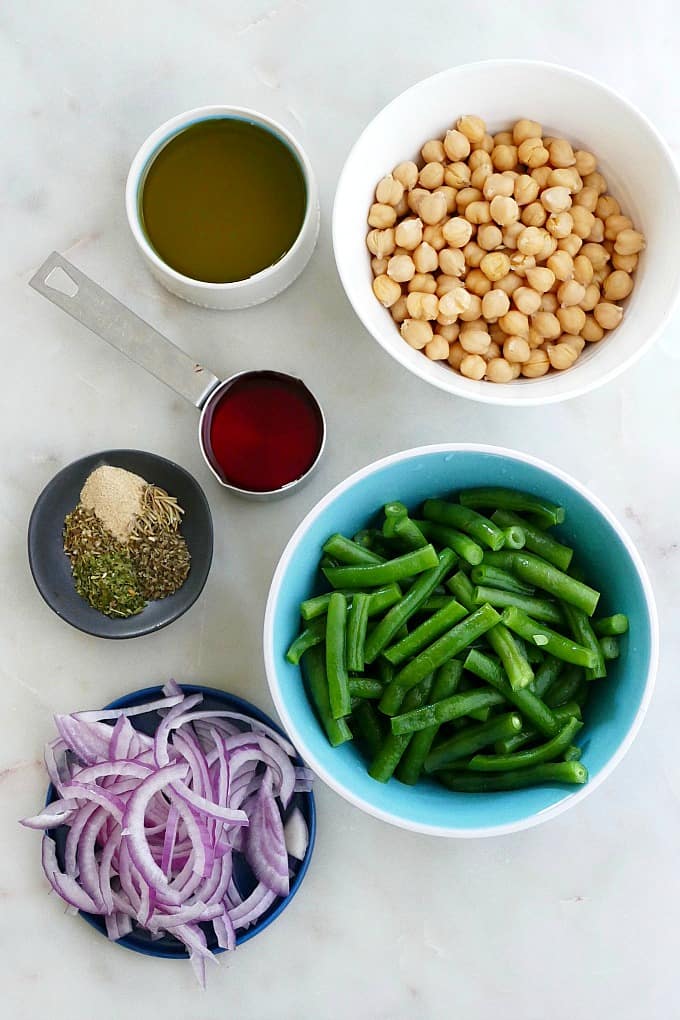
[390,688,506,736]
[383,599,467,665]
[437,760,588,792]
[363,549,456,664]
[326,593,351,719]
[519,636,544,665]
[545,665,583,708]
[351,701,384,758]
[425,713,523,772]
[501,606,598,668]
[285,618,325,665]
[494,701,582,753]
[419,595,456,613]
[563,745,582,762]
[490,508,573,571]
[423,499,506,551]
[459,487,565,528]
[392,603,501,693]
[510,552,600,616]
[487,623,534,691]
[481,550,518,571]
[468,716,582,771]
[324,544,439,590]
[368,675,434,783]
[472,586,564,625]
[395,661,463,785]
[593,614,629,637]
[414,520,484,566]
[463,648,559,737]
[530,655,564,698]
[303,646,352,747]
[599,636,620,661]
[502,525,526,550]
[455,672,491,722]
[392,516,428,550]
[348,678,383,700]
[322,534,384,566]
[446,570,476,611]
[560,600,606,680]
[346,593,370,673]
[470,564,535,595]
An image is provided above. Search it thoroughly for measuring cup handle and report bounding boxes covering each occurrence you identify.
[29,252,222,409]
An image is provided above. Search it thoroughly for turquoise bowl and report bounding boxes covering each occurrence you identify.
[264,445,658,837]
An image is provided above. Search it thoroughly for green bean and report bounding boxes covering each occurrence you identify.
[392,516,428,550]
[346,593,370,673]
[600,636,620,661]
[324,544,439,590]
[494,701,582,753]
[510,552,600,616]
[459,487,565,528]
[383,599,468,665]
[502,525,526,550]
[560,601,606,680]
[446,570,476,611]
[487,623,534,691]
[463,648,559,737]
[377,658,395,687]
[490,508,573,571]
[414,520,484,566]
[545,665,583,708]
[563,745,582,762]
[392,603,501,694]
[390,688,506,736]
[395,661,463,785]
[593,614,629,637]
[425,713,523,772]
[419,595,456,613]
[481,550,519,571]
[368,675,434,783]
[468,716,582,771]
[516,636,543,665]
[363,549,456,664]
[477,587,563,632]
[501,606,598,668]
[530,655,564,699]
[348,678,383,700]
[285,617,325,665]
[322,534,384,566]
[326,593,351,719]
[456,672,492,722]
[351,701,384,758]
[384,501,408,521]
[352,528,378,550]
[423,499,506,551]
[470,564,535,595]
[303,646,352,747]
[437,760,588,792]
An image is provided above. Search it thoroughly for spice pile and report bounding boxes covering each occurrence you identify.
[63,465,190,617]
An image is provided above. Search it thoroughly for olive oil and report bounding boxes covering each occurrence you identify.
[140,118,307,284]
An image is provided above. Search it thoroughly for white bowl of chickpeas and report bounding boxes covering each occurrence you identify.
[333,60,680,403]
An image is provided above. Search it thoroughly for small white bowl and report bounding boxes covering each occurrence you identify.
[333,60,680,406]
[126,106,320,310]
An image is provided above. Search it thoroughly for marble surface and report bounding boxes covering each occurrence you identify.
[2,2,680,1017]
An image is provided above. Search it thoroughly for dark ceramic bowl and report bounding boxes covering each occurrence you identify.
[27,449,213,639]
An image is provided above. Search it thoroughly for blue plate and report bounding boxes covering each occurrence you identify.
[45,684,316,958]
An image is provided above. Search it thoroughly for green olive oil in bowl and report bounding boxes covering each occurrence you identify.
[139,118,307,284]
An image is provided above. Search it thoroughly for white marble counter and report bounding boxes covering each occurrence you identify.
[2,2,680,1017]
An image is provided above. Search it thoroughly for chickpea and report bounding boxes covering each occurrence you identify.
[400,318,434,349]
[457,114,487,144]
[376,174,405,206]
[570,205,595,240]
[546,211,574,239]
[580,242,610,270]
[394,193,409,217]
[547,138,576,168]
[409,273,438,294]
[419,162,445,190]
[594,301,624,330]
[540,292,559,313]
[512,118,542,145]
[421,139,446,164]
[435,276,462,298]
[480,251,511,282]
[531,165,552,188]
[407,187,429,214]
[390,294,409,323]
[393,161,419,190]
[445,162,472,189]
[573,254,594,286]
[557,233,582,257]
[439,287,472,318]
[612,250,639,272]
[477,132,495,153]
[485,340,501,359]
[584,171,608,195]
[595,194,620,219]
[437,323,459,343]
[471,164,493,191]
[442,217,473,248]
[548,342,578,371]
[466,268,493,296]
[439,247,466,276]
[459,353,486,380]
[434,185,457,213]
[557,305,586,334]
[503,335,531,363]
[587,218,605,243]
[548,168,582,193]
[411,241,439,275]
[366,227,396,258]
[387,253,416,283]
[459,329,491,355]
[477,223,503,251]
[603,269,634,301]
[521,201,547,228]
[556,279,586,308]
[525,266,555,293]
[447,341,466,370]
[468,149,493,172]
[604,214,633,241]
[514,174,540,206]
[526,325,543,348]
[456,186,483,212]
[425,335,451,360]
[481,288,511,320]
[466,200,492,224]
[422,223,447,251]
[444,129,471,161]
[546,249,574,281]
[371,256,388,276]
[579,283,600,311]
[407,290,440,320]
[489,195,520,227]
[462,240,486,268]
[483,173,514,200]
[499,309,529,337]
[484,357,513,382]
[518,137,549,168]
[494,130,514,146]
[574,150,598,177]
[395,217,423,250]
[531,310,561,340]
[368,203,397,228]
[541,186,572,214]
[521,348,550,377]
[561,334,586,356]
[581,315,604,342]
[510,285,541,316]
[372,274,402,307]
[495,271,523,297]
[459,293,483,322]
[614,229,646,256]
[419,192,448,226]
[517,225,546,255]
[573,186,598,212]
[492,144,518,171]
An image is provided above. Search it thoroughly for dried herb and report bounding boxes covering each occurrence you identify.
[72,550,146,618]
[131,484,184,536]
[63,506,119,563]
[128,530,191,600]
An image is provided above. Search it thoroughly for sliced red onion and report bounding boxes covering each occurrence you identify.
[74,693,184,722]
[284,806,310,861]
[21,798,82,830]
[245,772,289,897]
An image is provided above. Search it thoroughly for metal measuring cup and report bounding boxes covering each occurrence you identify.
[29,253,326,499]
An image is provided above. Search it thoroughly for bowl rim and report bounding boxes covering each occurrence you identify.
[332,58,680,407]
[263,442,659,837]
[27,448,214,640]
